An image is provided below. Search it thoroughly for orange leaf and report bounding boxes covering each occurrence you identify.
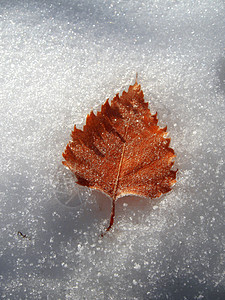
[62,80,177,233]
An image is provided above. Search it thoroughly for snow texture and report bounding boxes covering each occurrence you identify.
[0,0,224,299]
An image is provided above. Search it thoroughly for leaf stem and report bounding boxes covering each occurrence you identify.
[106,197,116,232]
[103,121,129,235]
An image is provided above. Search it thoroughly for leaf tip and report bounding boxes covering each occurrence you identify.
[135,72,138,84]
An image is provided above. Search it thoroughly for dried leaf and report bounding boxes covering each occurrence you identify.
[62,80,177,232]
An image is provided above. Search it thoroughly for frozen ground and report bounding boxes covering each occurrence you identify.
[0,0,224,299]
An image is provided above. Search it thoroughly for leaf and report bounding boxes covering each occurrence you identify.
[62,80,177,233]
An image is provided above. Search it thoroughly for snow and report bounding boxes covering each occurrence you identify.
[0,0,224,299]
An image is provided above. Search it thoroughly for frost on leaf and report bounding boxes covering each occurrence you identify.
[62,80,177,232]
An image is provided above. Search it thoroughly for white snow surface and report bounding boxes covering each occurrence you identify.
[0,0,225,299]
